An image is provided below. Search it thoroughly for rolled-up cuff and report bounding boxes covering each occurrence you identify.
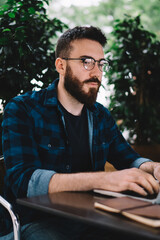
[27,169,56,197]
[130,157,152,168]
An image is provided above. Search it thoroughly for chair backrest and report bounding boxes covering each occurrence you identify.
[0,156,21,240]
[0,155,5,194]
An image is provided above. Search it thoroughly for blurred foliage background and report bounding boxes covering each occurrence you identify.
[47,0,160,40]
[106,15,160,145]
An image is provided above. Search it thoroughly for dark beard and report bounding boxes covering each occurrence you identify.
[64,65,101,107]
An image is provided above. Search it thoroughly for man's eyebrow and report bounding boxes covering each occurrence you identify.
[79,55,93,59]
[80,55,106,61]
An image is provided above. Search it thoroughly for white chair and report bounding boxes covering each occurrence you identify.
[0,156,21,240]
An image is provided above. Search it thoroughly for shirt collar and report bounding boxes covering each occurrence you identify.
[44,78,59,107]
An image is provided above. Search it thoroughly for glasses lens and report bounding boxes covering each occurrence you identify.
[83,58,94,71]
[99,60,109,72]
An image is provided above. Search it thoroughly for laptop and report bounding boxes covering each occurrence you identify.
[94,189,160,204]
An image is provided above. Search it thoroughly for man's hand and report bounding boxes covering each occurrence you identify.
[96,168,159,196]
[140,161,160,183]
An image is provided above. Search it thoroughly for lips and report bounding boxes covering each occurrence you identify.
[87,82,99,86]
[84,78,101,87]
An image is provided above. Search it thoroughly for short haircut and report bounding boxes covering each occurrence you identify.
[55,26,107,59]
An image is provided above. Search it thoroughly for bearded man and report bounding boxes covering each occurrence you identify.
[1,26,160,240]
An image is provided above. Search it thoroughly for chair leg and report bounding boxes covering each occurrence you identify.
[0,195,21,240]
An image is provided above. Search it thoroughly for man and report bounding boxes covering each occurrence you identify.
[1,26,160,240]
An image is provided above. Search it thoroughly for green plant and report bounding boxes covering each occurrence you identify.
[0,0,68,154]
[106,15,160,145]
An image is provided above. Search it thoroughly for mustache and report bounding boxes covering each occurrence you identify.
[83,78,101,85]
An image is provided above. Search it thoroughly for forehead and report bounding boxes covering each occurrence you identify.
[70,39,104,59]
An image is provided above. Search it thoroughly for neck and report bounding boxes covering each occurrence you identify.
[57,79,84,116]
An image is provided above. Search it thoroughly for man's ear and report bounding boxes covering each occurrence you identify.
[55,58,66,76]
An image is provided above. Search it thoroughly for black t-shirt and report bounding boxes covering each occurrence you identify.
[59,103,92,173]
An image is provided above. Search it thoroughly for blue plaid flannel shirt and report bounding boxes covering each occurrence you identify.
[1,79,150,236]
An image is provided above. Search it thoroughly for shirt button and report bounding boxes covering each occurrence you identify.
[66,165,70,170]
[48,144,51,148]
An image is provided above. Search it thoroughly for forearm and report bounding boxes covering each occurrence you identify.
[48,171,108,193]
[48,167,160,196]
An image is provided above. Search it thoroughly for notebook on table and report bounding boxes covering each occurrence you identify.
[94,190,160,227]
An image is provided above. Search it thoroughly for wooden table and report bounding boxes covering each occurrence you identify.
[17,191,160,240]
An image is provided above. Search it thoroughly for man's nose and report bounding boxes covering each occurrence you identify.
[89,63,101,79]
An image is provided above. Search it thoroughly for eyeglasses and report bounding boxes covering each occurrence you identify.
[62,57,109,72]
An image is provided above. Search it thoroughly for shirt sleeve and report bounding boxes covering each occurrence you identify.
[2,98,45,198]
[102,108,152,169]
[130,157,152,168]
[27,169,56,197]
[108,130,152,169]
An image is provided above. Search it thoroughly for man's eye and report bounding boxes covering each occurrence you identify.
[83,58,92,64]
[100,60,105,65]
[100,60,108,66]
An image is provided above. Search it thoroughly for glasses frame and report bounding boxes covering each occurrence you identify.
[62,57,109,72]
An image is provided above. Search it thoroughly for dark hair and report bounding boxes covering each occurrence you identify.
[55,26,107,59]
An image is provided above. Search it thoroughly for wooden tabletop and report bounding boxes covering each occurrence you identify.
[17,191,160,240]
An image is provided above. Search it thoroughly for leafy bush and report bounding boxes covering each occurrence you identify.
[0,0,68,154]
[106,15,160,144]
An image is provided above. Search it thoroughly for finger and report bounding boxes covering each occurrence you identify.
[137,177,155,195]
[153,165,160,182]
[128,182,148,196]
[136,174,159,194]
[147,175,160,193]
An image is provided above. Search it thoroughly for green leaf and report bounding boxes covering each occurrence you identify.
[2,28,11,32]
[8,12,15,18]
[0,11,4,16]
[28,7,35,14]
[17,2,23,7]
